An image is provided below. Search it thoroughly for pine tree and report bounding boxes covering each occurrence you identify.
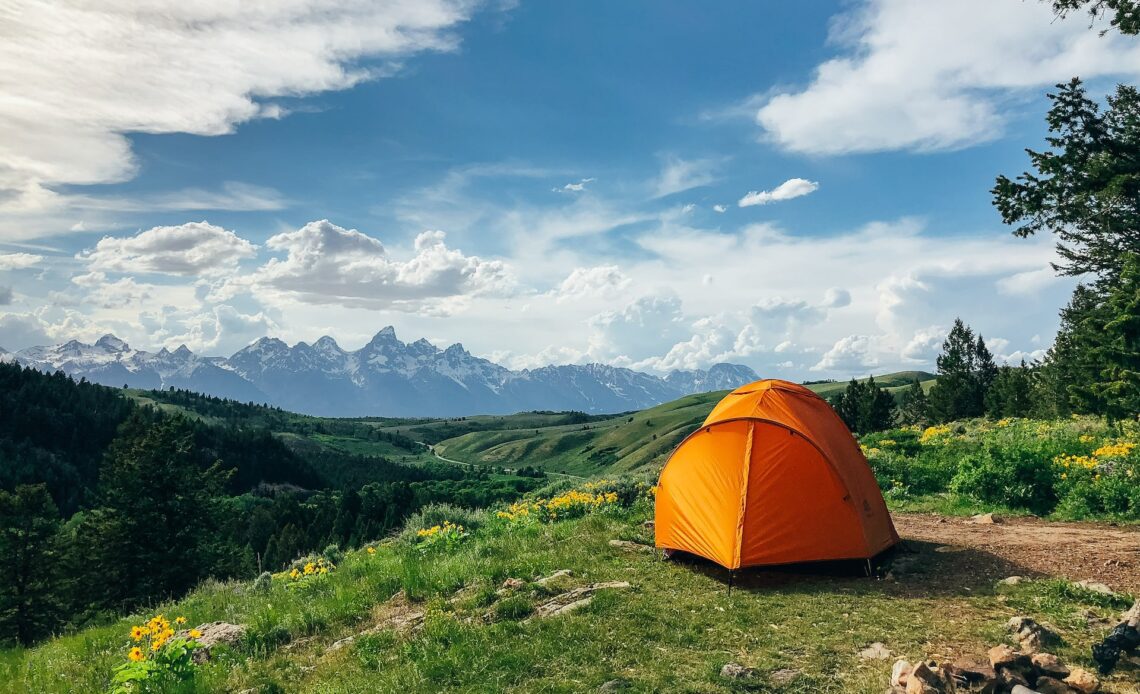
[1089,254,1140,420]
[928,319,983,422]
[986,362,1035,418]
[89,413,231,611]
[1036,285,1109,416]
[974,336,999,412]
[830,376,895,434]
[898,379,930,426]
[0,485,63,645]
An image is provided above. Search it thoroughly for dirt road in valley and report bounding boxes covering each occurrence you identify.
[893,513,1140,594]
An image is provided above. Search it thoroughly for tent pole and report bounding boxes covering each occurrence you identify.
[865,558,872,578]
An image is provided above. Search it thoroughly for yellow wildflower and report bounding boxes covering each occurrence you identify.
[188,628,203,639]
[128,647,144,662]
[129,625,148,641]
[175,616,187,625]
[366,546,377,554]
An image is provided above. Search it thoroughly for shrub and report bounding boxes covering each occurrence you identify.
[252,571,273,593]
[950,445,1059,514]
[399,503,486,543]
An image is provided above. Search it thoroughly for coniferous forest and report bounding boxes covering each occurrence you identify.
[0,363,542,645]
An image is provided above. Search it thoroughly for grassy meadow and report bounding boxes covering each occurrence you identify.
[3,483,1136,694]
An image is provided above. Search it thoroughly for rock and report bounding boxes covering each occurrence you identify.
[1074,580,1114,596]
[327,635,355,652]
[1008,616,1061,652]
[769,668,800,685]
[720,662,758,680]
[905,662,948,694]
[1123,599,1140,626]
[500,578,525,591]
[529,581,631,620]
[1001,669,1031,689]
[934,545,966,553]
[891,659,912,687]
[971,513,1002,524]
[950,659,994,685]
[989,644,1031,671]
[535,569,573,586]
[1063,667,1099,693]
[608,539,654,553]
[187,621,247,663]
[860,642,893,659]
[1010,686,1041,694]
[999,576,1028,586]
[1031,653,1070,679]
[598,679,629,691]
[1034,676,1073,694]
[641,520,654,530]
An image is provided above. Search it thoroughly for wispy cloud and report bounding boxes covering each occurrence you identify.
[738,178,819,207]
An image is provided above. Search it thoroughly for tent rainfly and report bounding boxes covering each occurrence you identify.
[654,379,899,570]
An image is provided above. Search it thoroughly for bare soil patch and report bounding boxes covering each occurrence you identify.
[893,513,1140,593]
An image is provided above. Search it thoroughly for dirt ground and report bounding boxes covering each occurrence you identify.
[893,513,1140,594]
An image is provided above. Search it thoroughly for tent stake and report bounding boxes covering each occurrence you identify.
[727,569,735,595]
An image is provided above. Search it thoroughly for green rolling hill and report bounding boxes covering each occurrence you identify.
[430,371,937,476]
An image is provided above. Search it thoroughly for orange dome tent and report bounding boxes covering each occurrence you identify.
[654,379,898,570]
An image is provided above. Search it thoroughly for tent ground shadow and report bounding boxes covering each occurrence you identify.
[666,538,1046,598]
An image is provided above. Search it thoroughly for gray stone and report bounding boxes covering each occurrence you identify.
[1007,616,1060,652]
[860,642,892,659]
[720,662,758,680]
[769,668,800,685]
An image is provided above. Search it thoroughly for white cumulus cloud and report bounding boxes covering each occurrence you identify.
[554,266,631,303]
[755,0,1140,155]
[0,253,45,270]
[230,220,514,312]
[78,222,258,277]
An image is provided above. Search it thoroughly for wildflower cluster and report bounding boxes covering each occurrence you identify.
[919,424,952,444]
[287,556,334,581]
[497,489,619,523]
[416,520,468,554]
[110,615,201,693]
[1093,442,1136,459]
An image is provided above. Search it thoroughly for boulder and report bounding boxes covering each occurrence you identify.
[187,621,247,663]
[949,659,994,686]
[989,644,1031,671]
[1063,667,1099,693]
[998,576,1027,586]
[1030,653,1070,679]
[500,578,525,591]
[1074,580,1114,596]
[1010,686,1040,694]
[1034,676,1073,694]
[891,659,912,687]
[905,662,948,694]
[720,662,758,680]
[1008,616,1060,652]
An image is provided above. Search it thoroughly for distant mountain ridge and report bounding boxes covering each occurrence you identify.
[6,328,760,417]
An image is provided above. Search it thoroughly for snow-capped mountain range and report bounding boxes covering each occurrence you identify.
[2,327,759,417]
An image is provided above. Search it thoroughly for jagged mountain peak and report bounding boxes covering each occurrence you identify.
[12,330,760,417]
[95,334,129,352]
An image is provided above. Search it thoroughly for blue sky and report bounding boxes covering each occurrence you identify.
[2,0,1138,378]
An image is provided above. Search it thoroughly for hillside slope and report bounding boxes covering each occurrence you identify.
[430,372,937,475]
[5,500,1136,694]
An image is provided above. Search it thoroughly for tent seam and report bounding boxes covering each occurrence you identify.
[733,421,754,570]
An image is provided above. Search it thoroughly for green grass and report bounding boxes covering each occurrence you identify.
[7,503,1136,694]
[433,392,724,476]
